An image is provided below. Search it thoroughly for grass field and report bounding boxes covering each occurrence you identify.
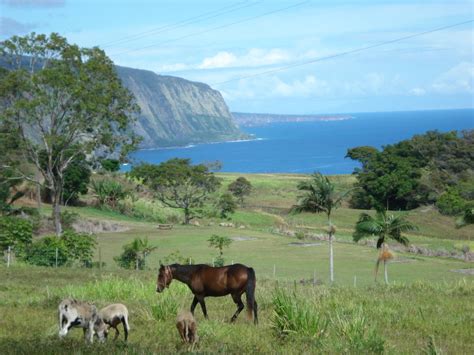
[1,266,473,354]
[3,173,474,353]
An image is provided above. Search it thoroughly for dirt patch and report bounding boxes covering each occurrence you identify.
[288,242,322,247]
[72,219,129,233]
[450,269,474,275]
[231,236,256,241]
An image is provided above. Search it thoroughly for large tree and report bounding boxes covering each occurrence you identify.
[130,159,221,224]
[0,33,140,235]
[353,211,416,284]
[228,176,252,205]
[292,172,346,283]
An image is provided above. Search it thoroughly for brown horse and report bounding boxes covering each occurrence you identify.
[156,263,258,324]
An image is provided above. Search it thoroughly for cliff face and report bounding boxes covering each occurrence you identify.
[116,66,244,148]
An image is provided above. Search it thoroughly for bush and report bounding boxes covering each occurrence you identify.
[436,188,467,215]
[90,179,131,209]
[25,231,96,267]
[0,216,33,255]
[161,250,194,265]
[101,159,121,172]
[25,236,69,267]
[62,230,97,267]
[60,210,80,229]
[114,237,157,270]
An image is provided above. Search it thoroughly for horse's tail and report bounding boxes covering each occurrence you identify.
[246,267,257,323]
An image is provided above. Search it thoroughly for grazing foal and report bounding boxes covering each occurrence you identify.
[156,263,258,324]
[176,311,198,344]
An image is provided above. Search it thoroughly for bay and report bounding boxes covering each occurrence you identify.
[130,109,474,175]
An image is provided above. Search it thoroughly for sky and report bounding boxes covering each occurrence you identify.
[1,0,473,114]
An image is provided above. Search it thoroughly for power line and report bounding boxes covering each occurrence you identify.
[100,1,260,48]
[211,19,474,86]
[110,1,310,57]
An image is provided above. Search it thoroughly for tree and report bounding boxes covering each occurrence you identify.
[353,211,417,284]
[0,118,25,214]
[130,159,221,224]
[217,193,237,219]
[292,172,346,283]
[0,33,140,236]
[456,208,474,228]
[228,177,252,205]
[114,237,157,270]
[40,148,91,206]
[208,234,232,267]
[101,159,121,173]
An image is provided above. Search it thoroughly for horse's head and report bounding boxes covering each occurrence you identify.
[156,264,173,292]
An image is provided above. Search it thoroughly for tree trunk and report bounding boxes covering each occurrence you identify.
[328,216,334,283]
[329,234,334,283]
[51,187,63,236]
[384,260,389,284]
[184,207,191,224]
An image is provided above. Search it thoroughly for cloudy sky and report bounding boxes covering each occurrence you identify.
[1,0,473,114]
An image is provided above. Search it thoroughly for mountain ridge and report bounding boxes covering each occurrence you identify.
[116,66,246,148]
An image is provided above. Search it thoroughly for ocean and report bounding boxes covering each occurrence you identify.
[130,109,474,175]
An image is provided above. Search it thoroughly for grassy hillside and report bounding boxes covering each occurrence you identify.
[3,173,473,353]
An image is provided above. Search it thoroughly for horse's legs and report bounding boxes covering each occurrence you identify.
[253,300,258,325]
[197,297,208,319]
[190,296,199,315]
[230,293,245,322]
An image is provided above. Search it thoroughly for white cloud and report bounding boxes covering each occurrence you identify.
[432,62,474,94]
[198,48,291,69]
[409,87,426,96]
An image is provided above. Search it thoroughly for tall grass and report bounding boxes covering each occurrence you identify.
[272,288,328,340]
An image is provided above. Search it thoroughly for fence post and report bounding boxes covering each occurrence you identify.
[273,264,276,279]
[7,246,11,268]
[55,247,58,268]
[99,247,102,271]
[354,275,357,287]
[313,269,317,286]
[212,258,215,267]
[189,257,192,265]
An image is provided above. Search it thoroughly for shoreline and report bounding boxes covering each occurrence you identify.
[137,136,265,151]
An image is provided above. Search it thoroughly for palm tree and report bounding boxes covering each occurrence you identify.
[353,211,417,284]
[292,172,346,283]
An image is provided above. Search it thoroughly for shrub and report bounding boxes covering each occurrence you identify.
[436,188,467,215]
[25,231,96,267]
[114,237,157,270]
[25,236,69,267]
[0,216,33,255]
[101,159,121,172]
[90,179,131,209]
[161,250,195,265]
[62,230,97,267]
[60,210,80,229]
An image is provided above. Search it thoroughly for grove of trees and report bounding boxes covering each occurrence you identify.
[0,33,140,235]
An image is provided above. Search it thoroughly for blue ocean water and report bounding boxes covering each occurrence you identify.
[130,109,474,175]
